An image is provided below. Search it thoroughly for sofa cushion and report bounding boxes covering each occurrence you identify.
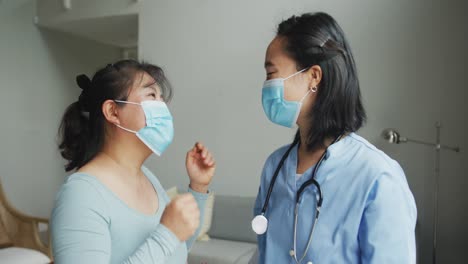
[188,238,256,264]
[0,247,50,264]
[209,195,257,243]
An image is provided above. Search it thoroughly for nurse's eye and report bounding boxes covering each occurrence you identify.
[148,93,157,98]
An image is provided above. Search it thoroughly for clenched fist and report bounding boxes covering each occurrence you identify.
[160,193,200,241]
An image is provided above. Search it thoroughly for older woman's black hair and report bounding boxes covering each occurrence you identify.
[58,60,173,171]
[277,12,366,150]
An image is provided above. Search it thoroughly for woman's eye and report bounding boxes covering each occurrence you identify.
[149,93,156,98]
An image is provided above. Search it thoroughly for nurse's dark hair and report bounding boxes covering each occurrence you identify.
[277,12,366,150]
[58,60,173,172]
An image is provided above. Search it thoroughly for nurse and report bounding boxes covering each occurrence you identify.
[253,12,417,263]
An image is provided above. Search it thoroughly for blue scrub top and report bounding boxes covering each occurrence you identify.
[254,133,417,263]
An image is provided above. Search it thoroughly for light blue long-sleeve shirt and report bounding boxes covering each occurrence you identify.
[51,166,208,264]
[254,133,417,263]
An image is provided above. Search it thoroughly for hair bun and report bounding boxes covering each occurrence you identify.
[76,74,92,91]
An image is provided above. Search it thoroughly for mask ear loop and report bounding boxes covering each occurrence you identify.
[114,100,141,106]
[113,100,141,133]
[291,87,313,129]
[115,124,137,134]
[284,68,313,104]
[299,88,312,103]
[283,68,309,81]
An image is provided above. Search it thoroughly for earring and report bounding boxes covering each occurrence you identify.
[311,86,318,93]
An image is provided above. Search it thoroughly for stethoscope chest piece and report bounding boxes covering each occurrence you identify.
[252,214,268,235]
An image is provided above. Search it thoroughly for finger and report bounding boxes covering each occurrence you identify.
[188,147,201,160]
[188,147,195,155]
[189,204,200,214]
[208,158,216,167]
[190,145,198,155]
[180,198,197,210]
[203,152,212,164]
[187,150,198,159]
[205,151,215,166]
[186,146,196,159]
[183,193,195,199]
[179,193,195,202]
[192,151,203,161]
[184,203,198,214]
[191,143,203,158]
[200,147,208,159]
[196,142,204,151]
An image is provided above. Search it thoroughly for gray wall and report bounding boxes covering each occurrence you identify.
[0,0,120,217]
[1,0,465,263]
[139,0,467,263]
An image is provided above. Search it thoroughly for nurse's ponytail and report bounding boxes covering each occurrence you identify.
[58,60,173,171]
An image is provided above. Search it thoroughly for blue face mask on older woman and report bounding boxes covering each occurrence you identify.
[261,68,312,128]
[114,100,174,156]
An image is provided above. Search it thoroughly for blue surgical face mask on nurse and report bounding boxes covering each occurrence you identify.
[261,68,314,128]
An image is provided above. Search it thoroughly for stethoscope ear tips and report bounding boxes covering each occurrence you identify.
[251,214,268,235]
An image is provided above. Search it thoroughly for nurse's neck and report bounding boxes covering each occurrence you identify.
[296,127,335,174]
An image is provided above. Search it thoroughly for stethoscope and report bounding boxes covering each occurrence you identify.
[251,134,343,264]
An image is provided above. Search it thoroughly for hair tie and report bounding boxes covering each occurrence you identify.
[76,74,93,112]
[76,74,92,91]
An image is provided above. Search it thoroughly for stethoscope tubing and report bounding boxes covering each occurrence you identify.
[258,134,343,264]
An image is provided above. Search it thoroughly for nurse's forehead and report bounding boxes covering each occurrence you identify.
[265,39,291,67]
[267,37,287,55]
[264,55,291,70]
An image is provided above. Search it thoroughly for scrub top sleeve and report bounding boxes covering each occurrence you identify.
[358,171,417,264]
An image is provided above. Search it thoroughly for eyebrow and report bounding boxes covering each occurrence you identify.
[142,81,157,88]
[142,83,162,96]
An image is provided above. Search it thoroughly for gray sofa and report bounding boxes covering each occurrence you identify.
[188,195,258,264]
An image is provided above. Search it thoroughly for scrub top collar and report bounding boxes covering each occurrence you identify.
[287,133,354,186]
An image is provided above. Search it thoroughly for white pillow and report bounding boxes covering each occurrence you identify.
[165,186,214,241]
[0,247,50,264]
